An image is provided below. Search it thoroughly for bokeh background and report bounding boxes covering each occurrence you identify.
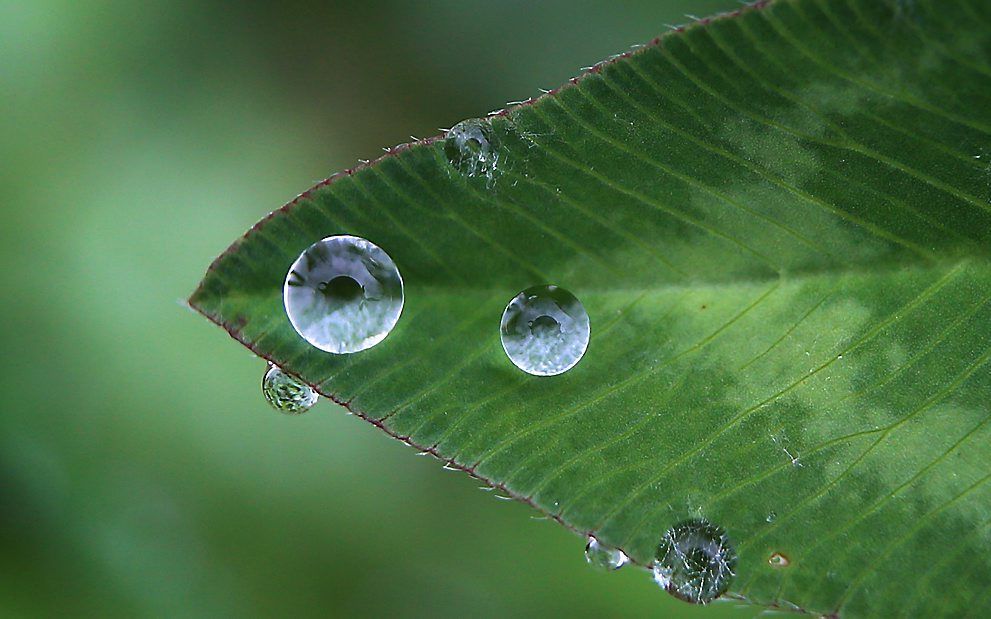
[1,1,766,616]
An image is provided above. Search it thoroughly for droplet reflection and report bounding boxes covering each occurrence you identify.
[444,119,500,182]
[584,536,629,571]
[653,519,737,605]
[500,284,589,376]
[261,364,318,415]
[284,235,403,354]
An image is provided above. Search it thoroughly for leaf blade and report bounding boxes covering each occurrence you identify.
[190,0,991,615]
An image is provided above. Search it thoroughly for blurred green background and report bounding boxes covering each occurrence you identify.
[1,1,767,616]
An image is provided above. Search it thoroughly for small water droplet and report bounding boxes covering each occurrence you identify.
[500,285,590,376]
[652,519,737,605]
[766,511,776,523]
[284,235,403,354]
[768,552,790,568]
[585,536,629,571]
[261,364,318,415]
[444,119,500,180]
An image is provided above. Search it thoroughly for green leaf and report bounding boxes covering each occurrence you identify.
[189,0,991,615]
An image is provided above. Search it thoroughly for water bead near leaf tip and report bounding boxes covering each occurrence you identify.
[261,364,318,415]
[584,536,629,571]
[284,235,403,354]
[652,519,738,605]
[500,285,590,376]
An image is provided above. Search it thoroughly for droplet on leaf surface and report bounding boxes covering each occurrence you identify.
[261,364,318,415]
[584,536,629,571]
[284,235,403,354]
[444,119,500,180]
[653,519,737,605]
[499,284,590,376]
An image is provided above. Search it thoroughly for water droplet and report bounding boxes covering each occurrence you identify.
[585,536,629,571]
[284,235,403,354]
[766,511,776,523]
[652,519,737,605]
[444,119,500,180]
[261,364,318,415]
[768,552,790,568]
[500,285,590,376]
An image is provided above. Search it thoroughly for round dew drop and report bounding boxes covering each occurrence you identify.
[653,519,738,605]
[500,285,590,376]
[284,235,403,354]
[585,536,629,571]
[444,119,500,179]
[261,364,318,415]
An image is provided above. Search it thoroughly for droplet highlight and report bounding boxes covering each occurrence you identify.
[444,119,500,181]
[652,519,737,605]
[500,285,590,376]
[261,364,318,415]
[584,536,629,571]
[284,235,403,354]
[768,552,790,568]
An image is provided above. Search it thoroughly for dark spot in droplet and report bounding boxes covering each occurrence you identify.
[321,275,364,303]
[529,314,561,336]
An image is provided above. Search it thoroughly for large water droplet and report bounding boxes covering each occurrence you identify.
[585,536,629,571]
[284,235,403,354]
[500,285,590,376]
[444,119,500,180]
[261,364,318,415]
[652,519,737,605]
